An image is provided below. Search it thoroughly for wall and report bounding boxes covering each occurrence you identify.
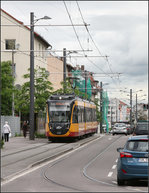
[1,116,21,137]
[47,55,63,91]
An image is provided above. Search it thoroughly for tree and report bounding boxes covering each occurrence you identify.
[53,78,88,100]
[1,61,14,115]
[15,67,53,116]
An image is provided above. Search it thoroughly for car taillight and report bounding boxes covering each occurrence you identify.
[120,152,133,158]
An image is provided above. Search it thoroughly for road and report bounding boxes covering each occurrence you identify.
[1,134,148,192]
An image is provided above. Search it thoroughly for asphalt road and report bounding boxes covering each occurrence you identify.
[1,134,148,192]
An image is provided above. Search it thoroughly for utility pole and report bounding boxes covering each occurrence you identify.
[85,70,87,99]
[100,81,103,133]
[63,48,66,93]
[111,106,113,128]
[136,94,137,123]
[130,89,132,127]
[30,12,35,140]
[12,50,15,116]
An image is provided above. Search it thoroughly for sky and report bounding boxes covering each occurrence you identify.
[1,1,148,105]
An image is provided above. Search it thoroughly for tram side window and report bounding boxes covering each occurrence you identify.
[78,106,82,123]
[72,106,78,123]
[92,108,95,121]
[95,110,97,121]
[81,107,84,122]
[86,108,91,122]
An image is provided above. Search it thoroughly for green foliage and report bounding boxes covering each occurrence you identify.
[53,78,88,100]
[35,132,46,138]
[15,66,53,115]
[53,78,74,94]
[15,133,22,137]
[0,139,4,149]
[1,61,14,115]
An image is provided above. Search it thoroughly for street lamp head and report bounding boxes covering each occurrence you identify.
[34,15,52,23]
[42,16,52,20]
[103,83,109,86]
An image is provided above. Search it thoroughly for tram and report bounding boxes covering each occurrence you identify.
[45,94,98,141]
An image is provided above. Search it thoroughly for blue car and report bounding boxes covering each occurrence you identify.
[117,135,148,185]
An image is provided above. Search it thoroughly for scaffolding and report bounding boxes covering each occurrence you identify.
[102,91,109,132]
[71,69,92,100]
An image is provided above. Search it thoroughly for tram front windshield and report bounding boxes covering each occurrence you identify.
[49,102,71,123]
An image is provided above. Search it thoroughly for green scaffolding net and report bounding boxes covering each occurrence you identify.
[102,91,109,132]
[71,70,92,99]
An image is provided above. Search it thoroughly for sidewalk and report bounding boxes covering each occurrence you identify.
[1,136,48,156]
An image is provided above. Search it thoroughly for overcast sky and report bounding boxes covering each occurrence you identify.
[1,1,148,104]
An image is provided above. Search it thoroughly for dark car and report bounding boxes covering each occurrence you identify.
[117,135,148,185]
[126,124,133,135]
[133,122,148,135]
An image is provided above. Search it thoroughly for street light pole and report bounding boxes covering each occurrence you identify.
[130,89,132,127]
[111,106,113,128]
[30,12,35,140]
[63,48,66,93]
[136,94,137,123]
[85,70,88,99]
[12,50,15,116]
[100,81,103,133]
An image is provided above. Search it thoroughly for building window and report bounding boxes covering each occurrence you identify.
[42,46,44,58]
[5,39,16,50]
[39,44,41,57]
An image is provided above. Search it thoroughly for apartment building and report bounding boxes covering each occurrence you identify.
[1,9,51,86]
[47,54,74,91]
[107,98,130,128]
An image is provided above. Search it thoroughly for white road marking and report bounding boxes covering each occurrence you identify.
[112,165,116,169]
[108,137,112,140]
[108,172,113,177]
[115,159,118,162]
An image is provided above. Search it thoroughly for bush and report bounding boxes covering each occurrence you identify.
[15,133,23,137]
[0,139,4,149]
[35,132,46,138]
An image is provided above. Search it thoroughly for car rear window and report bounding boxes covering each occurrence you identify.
[126,140,148,152]
[137,124,148,130]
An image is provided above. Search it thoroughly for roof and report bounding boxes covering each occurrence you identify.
[119,100,127,106]
[128,135,148,141]
[1,8,51,48]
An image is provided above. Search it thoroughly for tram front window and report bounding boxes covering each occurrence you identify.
[49,102,71,123]
[50,111,70,123]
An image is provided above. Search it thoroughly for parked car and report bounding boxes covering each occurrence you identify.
[117,135,148,185]
[102,125,107,133]
[112,123,127,135]
[126,124,133,135]
[133,122,148,135]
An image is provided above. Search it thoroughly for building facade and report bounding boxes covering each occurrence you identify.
[1,9,51,86]
[107,98,130,128]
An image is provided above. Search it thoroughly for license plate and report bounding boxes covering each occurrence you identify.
[57,132,61,134]
[138,158,148,162]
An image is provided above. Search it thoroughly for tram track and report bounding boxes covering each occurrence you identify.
[39,134,116,192]
[1,142,51,158]
[41,135,145,192]
[2,143,68,167]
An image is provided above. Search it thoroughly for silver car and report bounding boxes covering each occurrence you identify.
[112,123,127,135]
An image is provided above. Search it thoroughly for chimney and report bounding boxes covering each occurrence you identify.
[81,65,84,71]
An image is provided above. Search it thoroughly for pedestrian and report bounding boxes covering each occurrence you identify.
[3,121,11,142]
[22,121,28,138]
